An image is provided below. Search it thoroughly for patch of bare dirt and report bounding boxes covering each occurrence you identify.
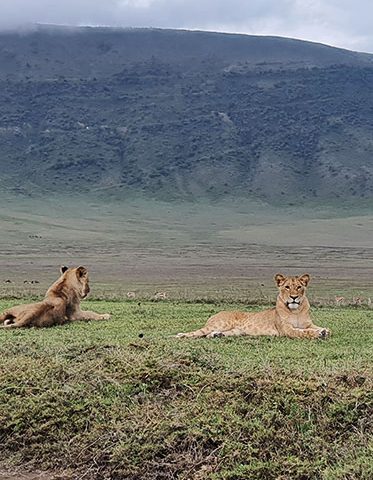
[0,470,59,480]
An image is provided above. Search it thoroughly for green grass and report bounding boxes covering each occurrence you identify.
[0,300,372,479]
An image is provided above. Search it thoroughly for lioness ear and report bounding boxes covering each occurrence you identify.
[60,266,69,274]
[299,274,310,286]
[76,266,88,278]
[274,273,286,286]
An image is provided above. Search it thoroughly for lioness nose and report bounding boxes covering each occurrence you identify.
[290,295,297,300]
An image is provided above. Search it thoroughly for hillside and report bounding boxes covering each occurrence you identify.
[1,26,373,203]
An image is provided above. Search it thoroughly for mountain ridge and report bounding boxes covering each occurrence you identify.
[1,26,373,204]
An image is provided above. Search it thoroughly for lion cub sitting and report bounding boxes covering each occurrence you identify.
[176,273,330,339]
[0,266,111,328]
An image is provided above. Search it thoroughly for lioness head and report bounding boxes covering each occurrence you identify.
[60,265,90,299]
[274,273,310,311]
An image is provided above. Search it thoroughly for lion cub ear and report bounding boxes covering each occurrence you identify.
[60,266,69,274]
[299,274,310,286]
[76,266,88,278]
[274,273,286,286]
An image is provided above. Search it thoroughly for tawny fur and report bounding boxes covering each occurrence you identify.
[0,266,111,328]
[176,273,330,339]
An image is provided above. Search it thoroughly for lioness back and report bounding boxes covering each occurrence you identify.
[207,308,279,335]
[0,265,110,328]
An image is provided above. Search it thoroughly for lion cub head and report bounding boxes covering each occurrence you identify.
[274,273,310,311]
[60,265,90,299]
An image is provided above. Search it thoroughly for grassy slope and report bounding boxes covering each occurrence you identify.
[0,300,371,479]
[2,28,373,204]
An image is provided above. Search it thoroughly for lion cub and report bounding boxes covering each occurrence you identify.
[176,273,330,339]
[0,266,111,328]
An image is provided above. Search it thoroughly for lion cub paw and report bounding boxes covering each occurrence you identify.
[318,328,330,339]
[101,314,111,320]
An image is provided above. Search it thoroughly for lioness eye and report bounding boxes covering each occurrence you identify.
[297,286,301,290]
[285,286,290,290]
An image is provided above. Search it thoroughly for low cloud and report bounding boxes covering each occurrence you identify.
[1,0,373,53]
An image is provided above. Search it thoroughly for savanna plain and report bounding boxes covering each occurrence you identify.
[0,196,372,479]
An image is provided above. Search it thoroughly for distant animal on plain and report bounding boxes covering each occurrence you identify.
[352,296,363,306]
[154,292,167,300]
[126,291,136,299]
[176,273,330,340]
[334,296,345,306]
[0,266,111,328]
[4,280,12,284]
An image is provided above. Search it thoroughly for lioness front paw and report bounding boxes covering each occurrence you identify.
[318,328,330,339]
[101,314,111,320]
[207,331,224,338]
[175,332,186,338]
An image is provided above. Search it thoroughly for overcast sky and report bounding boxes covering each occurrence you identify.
[1,0,373,53]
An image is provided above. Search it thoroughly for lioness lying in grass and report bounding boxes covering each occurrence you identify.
[0,266,111,328]
[176,273,330,339]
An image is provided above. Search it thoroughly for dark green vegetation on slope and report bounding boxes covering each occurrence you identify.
[0,300,372,479]
[1,26,373,203]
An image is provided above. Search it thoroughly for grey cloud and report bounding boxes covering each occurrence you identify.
[1,0,373,53]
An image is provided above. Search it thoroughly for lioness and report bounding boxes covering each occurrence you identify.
[176,273,330,339]
[0,266,111,328]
